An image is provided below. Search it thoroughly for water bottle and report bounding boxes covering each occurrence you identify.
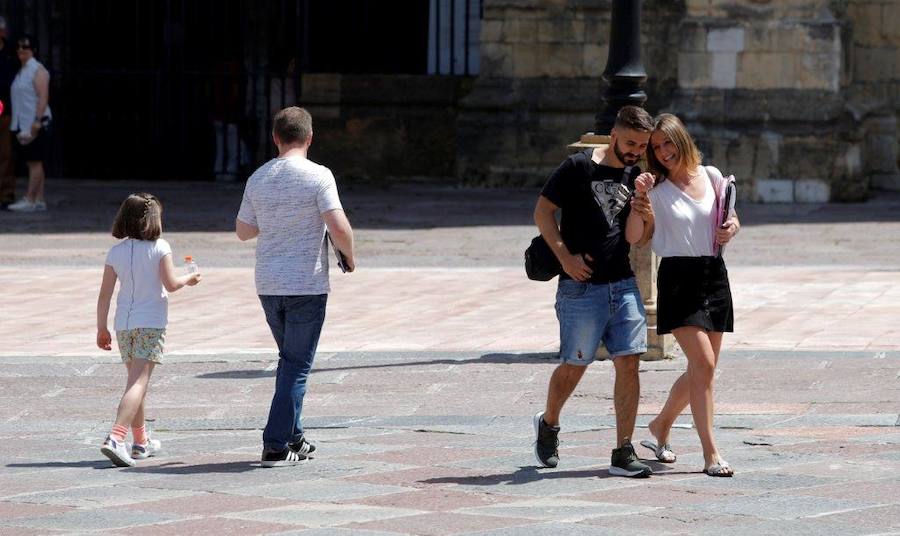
[184,256,199,274]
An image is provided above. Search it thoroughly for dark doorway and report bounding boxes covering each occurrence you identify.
[5,0,436,181]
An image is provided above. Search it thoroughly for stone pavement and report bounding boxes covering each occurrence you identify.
[0,180,899,534]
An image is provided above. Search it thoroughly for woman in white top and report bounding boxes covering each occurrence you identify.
[629,113,740,477]
[6,34,51,212]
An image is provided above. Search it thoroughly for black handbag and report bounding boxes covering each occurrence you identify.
[524,234,561,281]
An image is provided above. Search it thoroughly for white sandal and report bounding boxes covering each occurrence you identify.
[704,461,734,477]
[640,439,676,463]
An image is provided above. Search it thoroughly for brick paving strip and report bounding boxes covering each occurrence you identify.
[1,182,899,533]
[1,265,898,357]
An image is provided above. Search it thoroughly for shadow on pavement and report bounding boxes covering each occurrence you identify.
[0,180,538,234]
[421,466,613,486]
[420,462,703,487]
[6,461,114,470]
[195,352,558,379]
[126,461,260,474]
[6,460,261,474]
[3,179,899,235]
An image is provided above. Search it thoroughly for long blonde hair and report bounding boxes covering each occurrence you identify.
[647,113,703,181]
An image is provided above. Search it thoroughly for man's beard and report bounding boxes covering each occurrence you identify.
[613,141,640,166]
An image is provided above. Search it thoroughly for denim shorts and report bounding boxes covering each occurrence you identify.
[555,277,647,364]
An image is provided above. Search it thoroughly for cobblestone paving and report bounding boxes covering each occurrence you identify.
[0,180,898,534]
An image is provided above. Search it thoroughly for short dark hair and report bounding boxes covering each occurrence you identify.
[111,193,162,241]
[614,105,653,132]
[273,106,312,145]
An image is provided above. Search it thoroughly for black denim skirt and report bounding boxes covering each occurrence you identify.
[657,256,733,335]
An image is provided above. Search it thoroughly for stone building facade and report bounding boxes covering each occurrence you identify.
[13,0,896,195]
[457,0,900,201]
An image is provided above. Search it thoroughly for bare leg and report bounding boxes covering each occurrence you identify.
[113,359,155,428]
[672,326,726,469]
[649,331,723,447]
[543,363,587,426]
[124,361,148,429]
[612,355,640,447]
[648,372,689,446]
[25,161,45,202]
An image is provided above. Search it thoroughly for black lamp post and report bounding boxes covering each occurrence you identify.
[595,0,647,134]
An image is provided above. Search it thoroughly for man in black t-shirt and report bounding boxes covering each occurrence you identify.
[532,105,656,478]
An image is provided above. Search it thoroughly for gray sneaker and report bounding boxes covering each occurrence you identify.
[609,442,652,478]
[533,411,560,468]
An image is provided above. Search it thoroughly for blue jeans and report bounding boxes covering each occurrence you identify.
[259,294,327,451]
[555,277,647,364]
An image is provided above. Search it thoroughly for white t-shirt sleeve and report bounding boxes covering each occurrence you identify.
[316,171,343,214]
[237,182,258,226]
[104,247,115,267]
[155,238,173,261]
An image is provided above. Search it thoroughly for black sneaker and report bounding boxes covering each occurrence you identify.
[260,448,306,468]
[533,411,560,468]
[609,442,652,478]
[288,436,316,458]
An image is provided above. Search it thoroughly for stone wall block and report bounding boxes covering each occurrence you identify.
[480,42,515,77]
[679,52,712,88]
[853,47,898,83]
[777,135,839,180]
[502,18,539,43]
[746,25,799,52]
[686,0,726,18]
[798,53,841,91]
[583,15,612,45]
[511,46,541,77]
[737,52,796,89]
[679,22,708,52]
[707,27,745,53]
[711,52,737,88]
[583,44,609,76]
[755,131,782,180]
[755,179,794,203]
[829,144,869,201]
[884,2,900,46]
[848,2,887,47]
[301,73,342,104]
[719,0,834,18]
[864,115,900,179]
[482,19,503,43]
[537,18,586,43]
[536,44,586,77]
[720,136,756,184]
[794,179,830,202]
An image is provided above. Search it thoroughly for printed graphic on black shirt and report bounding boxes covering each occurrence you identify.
[592,180,632,227]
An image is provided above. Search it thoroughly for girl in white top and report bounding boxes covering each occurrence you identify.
[96,193,201,467]
[628,113,740,477]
